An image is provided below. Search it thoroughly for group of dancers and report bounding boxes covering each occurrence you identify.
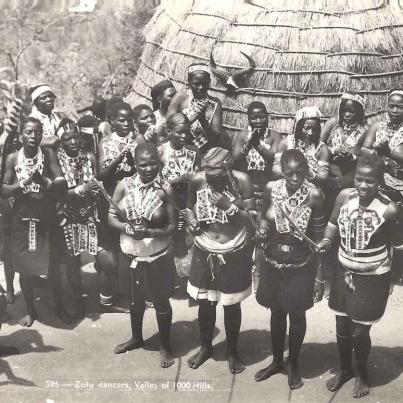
[0,62,402,399]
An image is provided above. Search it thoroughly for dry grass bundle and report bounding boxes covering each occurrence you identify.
[126,0,403,135]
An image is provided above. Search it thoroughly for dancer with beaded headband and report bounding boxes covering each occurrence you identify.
[55,119,101,318]
[29,84,67,149]
[277,106,330,189]
[158,112,201,259]
[1,117,69,326]
[255,149,326,390]
[97,101,145,312]
[321,93,368,203]
[363,89,403,206]
[110,143,177,368]
[232,101,281,209]
[185,147,256,374]
[167,63,226,155]
[318,154,403,399]
[363,89,403,280]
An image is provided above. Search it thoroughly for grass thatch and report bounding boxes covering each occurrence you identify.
[126,0,403,135]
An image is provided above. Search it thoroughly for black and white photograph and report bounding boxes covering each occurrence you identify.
[1,0,403,402]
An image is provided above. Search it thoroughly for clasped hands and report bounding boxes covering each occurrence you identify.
[123,224,153,240]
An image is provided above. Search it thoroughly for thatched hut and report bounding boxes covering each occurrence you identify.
[126,0,403,136]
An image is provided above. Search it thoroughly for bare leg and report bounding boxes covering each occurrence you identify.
[188,300,216,369]
[155,299,174,368]
[3,241,15,304]
[66,256,85,319]
[287,310,306,390]
[224,303,244,374]
[19,274,36,327]
[255,309,286,382]
[98,250,127,313]
[115,269,145,354]
[352,323,371,399]
[327,316,354,392]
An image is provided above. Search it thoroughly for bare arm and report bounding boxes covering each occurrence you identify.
[232,131,249,166]
[166,92,187,119]
[46,148,67,194]
[362,122,379,149]
[320,117,337,145]
[107,180,126,232]
[0,154,21,198]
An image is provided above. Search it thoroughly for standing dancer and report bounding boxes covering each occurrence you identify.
[363,89,403,280]
[255,149,325,389]
[285,107,330,189]
[151,80,177,145]
[185,147,255,374]
[97,101,144,312]
[318,154,402,398]
[232,101,280,208]
[1,117,69,326]
[56,119,100,318]
[321,93,367,199]
[158,112,201,258]
[109,143,177,368]
[167,63,226,154]
[29,84,67,149]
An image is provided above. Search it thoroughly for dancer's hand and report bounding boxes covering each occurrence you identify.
[317,238,332,254]
[256,227,269,242]
[210,190,232,211]
[313,279,325,303]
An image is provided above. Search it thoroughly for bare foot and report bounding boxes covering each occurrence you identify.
[6,290,14,304]
[254,361,284,382]
[227,352,245,374]
[188,345,212,369]
[160,347,175,368]
[288,363,303,390]
[20,313,35,327]
[114,338,144,354]
[55,308,73,324]
[327,369,354,392]
[0,345,19,357]
[353,377,369,398]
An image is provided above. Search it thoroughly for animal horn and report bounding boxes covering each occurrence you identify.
[230,51,256,84]
[209,49,230,82]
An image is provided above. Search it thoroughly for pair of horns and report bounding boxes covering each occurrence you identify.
[209,50,256,91]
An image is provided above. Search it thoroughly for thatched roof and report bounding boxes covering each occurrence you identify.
[126,0,403,135]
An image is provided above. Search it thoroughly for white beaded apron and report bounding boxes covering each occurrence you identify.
[161,145,196,181]
[337,191,390,280]
[30,106,61,138]
[124,174,164,223]
[271,178,312,241]
[246,128,271,171]
[58,147,98,256]
[102,132,136,172]
[330,123,365,149]
[183,93,217,149]
[338,191,387,254]
[14,148,45,251]
[287,136,321,180]
[121,174,169,264]
[196,186,236,224]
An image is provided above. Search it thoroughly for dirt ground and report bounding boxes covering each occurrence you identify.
[0,259,403,403]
